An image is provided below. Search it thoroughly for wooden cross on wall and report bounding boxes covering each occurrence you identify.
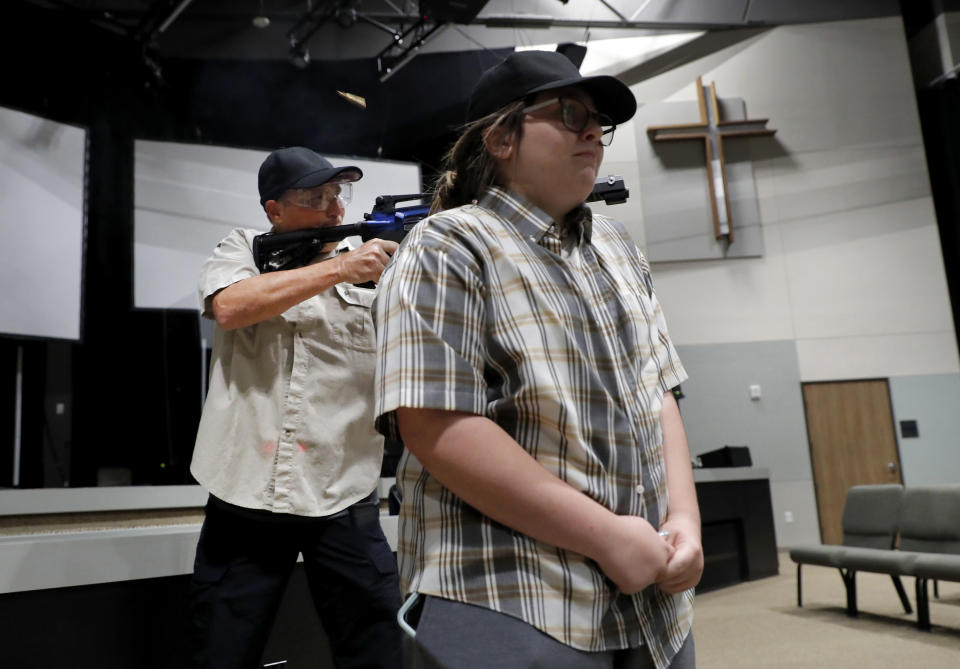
[646,77,776,243]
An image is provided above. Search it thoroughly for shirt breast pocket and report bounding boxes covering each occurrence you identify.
[327,283,376,350]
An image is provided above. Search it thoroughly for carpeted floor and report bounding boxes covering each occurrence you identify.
[693,551,960,668]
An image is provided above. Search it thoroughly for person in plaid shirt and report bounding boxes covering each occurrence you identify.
[374,50,703,669]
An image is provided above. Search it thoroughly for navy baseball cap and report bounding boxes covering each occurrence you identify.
[467,50,637,125]
[258,146,363,207]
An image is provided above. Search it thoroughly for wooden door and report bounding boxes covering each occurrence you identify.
[802,380,903,545]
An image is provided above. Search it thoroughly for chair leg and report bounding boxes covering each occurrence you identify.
[797,563,803,607]
[891,575,913,614]
[915,577,931,631]
[840,568,858,617]
[933,579,939,599]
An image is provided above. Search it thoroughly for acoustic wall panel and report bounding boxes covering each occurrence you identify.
[0,106,86,341]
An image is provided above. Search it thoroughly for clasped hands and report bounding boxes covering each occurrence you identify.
[594,513,703,596]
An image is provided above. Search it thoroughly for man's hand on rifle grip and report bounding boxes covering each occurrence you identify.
[335,238,399,285]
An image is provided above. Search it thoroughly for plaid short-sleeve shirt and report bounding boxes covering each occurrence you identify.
[373,188,693,668]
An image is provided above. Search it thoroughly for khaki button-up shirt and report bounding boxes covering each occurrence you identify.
[190,228,383,516]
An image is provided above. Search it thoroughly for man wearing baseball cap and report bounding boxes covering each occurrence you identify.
[190,146,401,669]
[374,50,701,668]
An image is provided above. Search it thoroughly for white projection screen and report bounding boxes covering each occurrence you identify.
[0,106,86,341]
[134,140,423,310]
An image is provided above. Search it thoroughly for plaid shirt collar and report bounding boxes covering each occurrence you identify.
[479,186,593,246]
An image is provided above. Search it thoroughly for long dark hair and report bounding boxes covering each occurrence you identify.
[430,97,593,232]
[430,100,526,214]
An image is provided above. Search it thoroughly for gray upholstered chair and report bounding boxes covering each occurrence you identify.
[896,485,960,629]
[789,483,910,613]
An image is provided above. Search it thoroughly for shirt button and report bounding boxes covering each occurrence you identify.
[635,484,644,495]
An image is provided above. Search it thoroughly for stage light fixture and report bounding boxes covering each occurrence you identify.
[253,0,270,28]
[290,45,311,68]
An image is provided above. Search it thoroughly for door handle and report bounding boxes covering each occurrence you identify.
[887,461,897,473]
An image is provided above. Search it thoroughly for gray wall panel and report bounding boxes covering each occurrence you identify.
[889,374,960,486]
[674,339,820,546]
[676,340,811,480]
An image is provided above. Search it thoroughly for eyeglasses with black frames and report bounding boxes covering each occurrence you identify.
[521,97,616,146]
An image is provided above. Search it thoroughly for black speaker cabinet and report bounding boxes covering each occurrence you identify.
[698,445,752,468]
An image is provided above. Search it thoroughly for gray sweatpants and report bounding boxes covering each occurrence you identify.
[402,595,696,669]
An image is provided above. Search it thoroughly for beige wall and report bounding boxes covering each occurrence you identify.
[592,17,959,546]
[594,17,957,381]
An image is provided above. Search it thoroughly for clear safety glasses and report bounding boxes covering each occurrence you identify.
[282,181,353,210]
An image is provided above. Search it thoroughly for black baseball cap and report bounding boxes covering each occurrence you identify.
[467,50,637,125]
[258,146,363,207]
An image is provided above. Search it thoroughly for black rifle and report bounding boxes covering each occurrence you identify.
[587,174,629,205]
[253,193,429,273]
[252,176,629,273]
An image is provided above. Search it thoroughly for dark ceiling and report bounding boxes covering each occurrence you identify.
[20,0,904,66]
[5,0,914,172]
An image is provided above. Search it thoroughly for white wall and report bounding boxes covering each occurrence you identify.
[593,17,960,546]
[637,19,957,379]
